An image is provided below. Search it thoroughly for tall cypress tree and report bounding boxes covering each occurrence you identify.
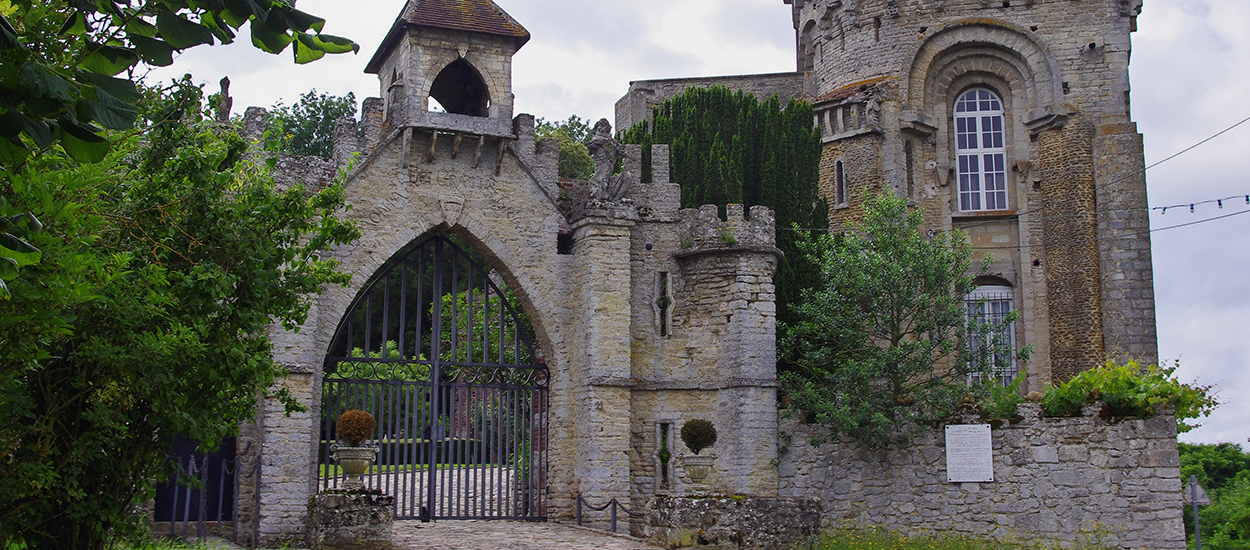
[622,86,829,338]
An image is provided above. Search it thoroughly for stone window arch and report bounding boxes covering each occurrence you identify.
[954,88,1008,212]
[428,58,491,117]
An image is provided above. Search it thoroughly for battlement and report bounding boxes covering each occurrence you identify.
[677,204,777,256]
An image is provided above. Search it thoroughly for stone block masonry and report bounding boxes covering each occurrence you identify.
[778,403,1185,549]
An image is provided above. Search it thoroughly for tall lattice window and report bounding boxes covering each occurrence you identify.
[966,285,1017,385]
[955,88,1008,212]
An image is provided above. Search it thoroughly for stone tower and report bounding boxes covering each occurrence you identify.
[363,0,528,138]
[789,0,1156,388]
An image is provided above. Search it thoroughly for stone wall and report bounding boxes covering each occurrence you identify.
[778,403,1185,549]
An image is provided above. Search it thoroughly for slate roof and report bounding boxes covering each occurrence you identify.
[403,0,529,43]
[366,0,530,74]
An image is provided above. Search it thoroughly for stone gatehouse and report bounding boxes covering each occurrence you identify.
[214,0,1181,548]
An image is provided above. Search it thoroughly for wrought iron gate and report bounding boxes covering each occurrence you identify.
[320,234,548,520]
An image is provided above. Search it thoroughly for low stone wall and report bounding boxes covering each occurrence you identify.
[308,492,395,550]
[778,403,1185,549]
[643,495,822,550]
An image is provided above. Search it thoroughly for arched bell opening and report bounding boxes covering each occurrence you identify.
[427,59,491,117]
[319,232,547,520]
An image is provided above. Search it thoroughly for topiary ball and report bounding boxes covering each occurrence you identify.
[336,409,376,447]
[680,419,717,455]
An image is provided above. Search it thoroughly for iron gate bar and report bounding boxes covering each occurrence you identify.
[320,234,547,520]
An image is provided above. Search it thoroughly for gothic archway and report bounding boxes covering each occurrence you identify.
[319,233,547,520]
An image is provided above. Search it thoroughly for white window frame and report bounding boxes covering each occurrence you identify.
[954,88,1009,212]
[965,285,1017,385]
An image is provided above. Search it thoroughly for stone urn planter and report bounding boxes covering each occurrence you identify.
[333,409,378,490]
[678,419,718,485]
[678,454,716,484]
[331,444,378,490]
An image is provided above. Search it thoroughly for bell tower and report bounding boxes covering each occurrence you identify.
[364,0,529,137]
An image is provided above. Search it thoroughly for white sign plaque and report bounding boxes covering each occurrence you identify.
[945,424,994,483]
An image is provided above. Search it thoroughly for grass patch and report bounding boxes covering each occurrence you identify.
[813,528,1112,550]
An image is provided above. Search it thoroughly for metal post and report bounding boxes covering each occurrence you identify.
[610,499,618,533]
[1192,474,1203,550]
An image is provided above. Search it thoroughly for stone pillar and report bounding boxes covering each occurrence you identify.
[1093,117,1158,365]
[1037,116,1106,380]
[255,370,319,547]
[570,208,637,505]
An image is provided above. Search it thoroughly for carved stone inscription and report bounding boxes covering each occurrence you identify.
[945,424,993,483]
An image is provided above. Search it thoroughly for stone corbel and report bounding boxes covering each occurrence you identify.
[900,110,937,136]
[426,129,438,163]
[494,138,507,176]
[472,134,485,168]
[1013,160,1033,183]
[400,127,413,182]
[451,133,463,159]
[929,160,951,187]
[1026,103,1073,136]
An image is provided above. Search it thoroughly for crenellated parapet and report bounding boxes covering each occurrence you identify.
[676,204,780,258]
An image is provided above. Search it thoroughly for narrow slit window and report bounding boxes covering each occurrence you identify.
[657,272,673,337]
[835,160,847,207]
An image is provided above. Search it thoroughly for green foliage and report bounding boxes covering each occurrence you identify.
[620,86,828,330]
[816,526,1114,550]
[536,115,594,180]
[267,89,358,158]
[1183,443,1250,496]
[1182,443,1250,548]
[680,419,717,455]
[1040,360,1216,432]
[1195,472,1250,550]
[0,80,360,550]
[781,192,1025,448]
[0,0,357,166]
[970,374,1025,423]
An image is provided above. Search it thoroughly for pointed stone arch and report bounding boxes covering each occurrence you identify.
[429,58,492,117]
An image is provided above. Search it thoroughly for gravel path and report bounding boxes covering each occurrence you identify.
[392,520,661,550]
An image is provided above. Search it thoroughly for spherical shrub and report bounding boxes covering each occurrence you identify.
[336,409,376,446]
[680,419,717,455]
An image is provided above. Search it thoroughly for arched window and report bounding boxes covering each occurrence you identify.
[428,59,490,117]
[954,88,1008,212]
[965,284,1017,385]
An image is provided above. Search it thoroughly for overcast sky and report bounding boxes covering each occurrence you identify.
[148,0,1250,445]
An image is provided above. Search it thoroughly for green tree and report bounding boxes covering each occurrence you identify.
[536,115,594,180]
[1198,473,1250,550]
[267,89,358,158]
[1181,442,1250,547]
[1184,443,1250,494]
[0,0,357,165]
[780,192,1027,448]
[0,80,359,549]
[620,86,828,330]
[0,0,357,298]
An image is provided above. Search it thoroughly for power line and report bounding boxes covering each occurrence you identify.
[948,114,1250,233]
[1152,208,1250,232]
[1153,194,1250,214]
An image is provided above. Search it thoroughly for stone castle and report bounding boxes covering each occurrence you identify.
[203,0,1179,548]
